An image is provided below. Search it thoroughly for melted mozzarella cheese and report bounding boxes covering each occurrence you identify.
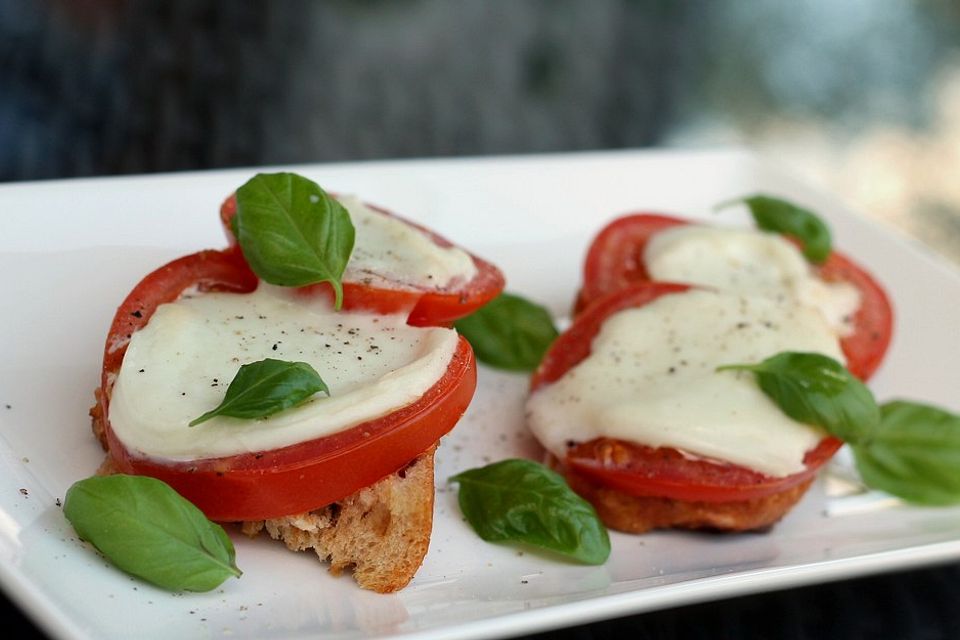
[644,225,860,335]
[527,289,844,477]
[109,285,459,461]
[339,195,478,290]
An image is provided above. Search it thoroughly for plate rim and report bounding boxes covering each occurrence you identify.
[2,147,959,640]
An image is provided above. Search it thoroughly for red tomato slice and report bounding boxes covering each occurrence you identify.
[533,281,692,389]
[575,213,687,313]
[565,437,842,503]
[220,194,505,326]
[574,214,894,381]
[100,248,258,382]
[97,248,478,521]
[816,250,893,380]
[531,282,843,503]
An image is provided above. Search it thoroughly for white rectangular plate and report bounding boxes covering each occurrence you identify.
[2,150,959,640]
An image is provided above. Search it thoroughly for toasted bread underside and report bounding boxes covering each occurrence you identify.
[93,397,436,593]
[241,446,436,593]
[548,454,814,533]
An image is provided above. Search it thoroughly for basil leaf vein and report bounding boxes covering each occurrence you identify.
[63,475,241,592]
[235,172,355,309]
[852,401,960,505]
[718,351,879,444]
[454,293,558,371]
[450,459,610,565]
[720,353,960,506]
[190,358,328,426]
[718,194,831,263]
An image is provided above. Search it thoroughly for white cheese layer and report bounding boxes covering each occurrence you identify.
[339,195,478,290]
[526,289,845,477]
[109,285,460,461]
[644,225,860,335]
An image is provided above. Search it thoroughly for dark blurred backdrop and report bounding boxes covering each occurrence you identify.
[2,2,959,639]
[4,0,960,260]
[4,0,959,170]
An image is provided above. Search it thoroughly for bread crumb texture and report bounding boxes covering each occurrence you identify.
[241,445,436,593]
[93,394,436,593]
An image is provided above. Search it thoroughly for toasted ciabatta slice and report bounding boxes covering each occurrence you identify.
[546,453,814,534]
[240,445,435,593]
[92,399,435,593]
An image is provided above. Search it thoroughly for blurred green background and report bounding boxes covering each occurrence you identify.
[2,0,960,261]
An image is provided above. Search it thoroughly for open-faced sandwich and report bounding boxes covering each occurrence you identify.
[526,198,894,533]
[86,172,504,592]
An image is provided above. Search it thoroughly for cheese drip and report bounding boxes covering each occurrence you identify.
[528,225,863,477]
[644,225,860,335]
[109,285,459,461]
[527,289,844,477]
[339,195,478,290]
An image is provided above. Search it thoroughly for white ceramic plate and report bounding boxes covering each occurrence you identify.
[2,150,959,640]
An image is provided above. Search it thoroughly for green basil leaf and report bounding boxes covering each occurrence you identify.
[454,293,558,371]
[718,194,832,264]
[852,401,960,505]
[450,459,610,565]
[235,172,355,309]
[190,358,328,426]
[718,352,879,444]
[63,475,241,592]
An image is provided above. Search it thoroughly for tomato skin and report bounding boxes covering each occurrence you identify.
[220,193,505,326]
[104,337,476,522]
[575,213,894,381]
[219,194,240,247]
[100,249,258,392]
[532,282,845,504]
[532,282,691,389]
[98,249,478,522]
[565,437,842,503]
[546,212,892,504]
[816,250,893,380]
[575,213,687,314]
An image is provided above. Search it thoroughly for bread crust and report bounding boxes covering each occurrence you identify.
[241,446,436,593]
[93,399,435,593]
[548,454,814,533]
